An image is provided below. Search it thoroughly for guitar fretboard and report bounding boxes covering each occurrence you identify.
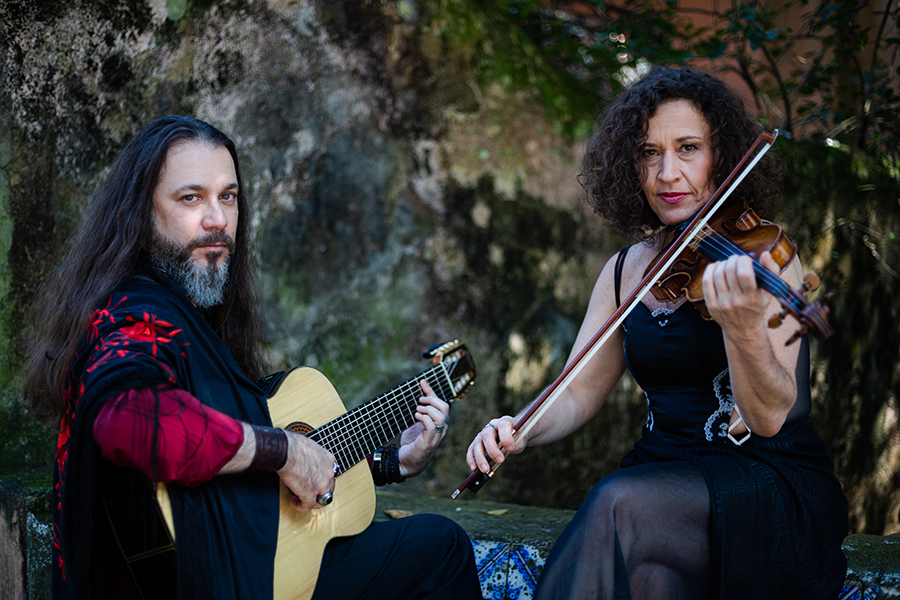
[308,363,456,475]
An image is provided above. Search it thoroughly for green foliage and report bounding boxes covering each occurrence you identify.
[494,0,900,160]
[436,0,599,137]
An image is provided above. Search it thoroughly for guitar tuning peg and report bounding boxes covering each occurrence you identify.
[802,273,821,293]
[768,312,785,329]
[424,340,461,359]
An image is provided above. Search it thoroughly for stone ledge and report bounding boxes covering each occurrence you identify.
[375,490,575,599]
[374,490,576,553]
[1,481,895,600]
[842,534,900,598]
[375,491,895,600]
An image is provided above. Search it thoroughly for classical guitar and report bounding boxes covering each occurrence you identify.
[156,340,476,600]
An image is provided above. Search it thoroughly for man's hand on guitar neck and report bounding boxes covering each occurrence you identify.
[397,380,450,478]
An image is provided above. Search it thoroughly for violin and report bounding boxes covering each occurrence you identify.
[646,200,834,344]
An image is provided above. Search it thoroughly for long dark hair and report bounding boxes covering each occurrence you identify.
[580,65,782,240]
[23,115,267,424]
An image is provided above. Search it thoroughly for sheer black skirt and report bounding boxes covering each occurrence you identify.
[533,421,848,600]
[534,461,711,600]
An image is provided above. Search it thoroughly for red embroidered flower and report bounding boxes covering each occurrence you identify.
[86,296,127,342]
[118,313,183,357]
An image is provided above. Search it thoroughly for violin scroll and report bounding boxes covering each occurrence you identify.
[774,287,834,346]
[768,271,833,346]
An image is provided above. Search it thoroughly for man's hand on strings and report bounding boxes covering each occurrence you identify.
[278,432,336,512]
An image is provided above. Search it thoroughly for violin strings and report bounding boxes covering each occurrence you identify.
[697,229,804,311]
[698,229,834,338]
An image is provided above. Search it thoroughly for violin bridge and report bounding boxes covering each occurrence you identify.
[688,227,712,252]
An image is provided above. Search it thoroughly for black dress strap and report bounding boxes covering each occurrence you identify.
[613,246,631,309]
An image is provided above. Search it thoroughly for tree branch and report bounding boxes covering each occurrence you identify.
[761,44,793,133]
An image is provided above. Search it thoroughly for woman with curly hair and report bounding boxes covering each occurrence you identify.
[466,65,848,599]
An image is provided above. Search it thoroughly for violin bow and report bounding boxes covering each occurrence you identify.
[452,130,779,499]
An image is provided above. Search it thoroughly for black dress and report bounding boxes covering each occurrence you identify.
[532,249,848,600]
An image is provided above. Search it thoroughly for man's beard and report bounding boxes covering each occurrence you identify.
[149,231,235,308]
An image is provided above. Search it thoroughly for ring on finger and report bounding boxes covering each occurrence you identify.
[484,422,497,431]
[316,491,334,506]
[435,424,446,433]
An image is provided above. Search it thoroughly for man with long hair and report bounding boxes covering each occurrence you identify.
[23,115,481,600]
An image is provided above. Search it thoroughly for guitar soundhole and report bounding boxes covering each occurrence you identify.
[286,421,314,436]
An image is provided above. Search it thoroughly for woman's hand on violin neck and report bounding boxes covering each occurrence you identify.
[701,252,777,336]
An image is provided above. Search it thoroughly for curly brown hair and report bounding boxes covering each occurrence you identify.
[580,65,782,240]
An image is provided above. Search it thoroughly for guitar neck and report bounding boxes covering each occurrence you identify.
[308,363,455,474]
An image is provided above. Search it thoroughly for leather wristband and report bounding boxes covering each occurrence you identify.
[249,425,289,471]
[371,445,406,485]
[384,444,406,484]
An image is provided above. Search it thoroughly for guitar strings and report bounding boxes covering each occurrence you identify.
[319,369,442,469]
[308,360,458,473]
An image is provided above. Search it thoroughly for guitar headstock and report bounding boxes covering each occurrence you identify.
[425,340,477,402]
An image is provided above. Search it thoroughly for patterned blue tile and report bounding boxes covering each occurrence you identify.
[477,548,879,600]
[837,585,880,600]
[473,540,510,600]
[472,541,547,600]
[840,586,862,600]
[507,544,544,598]
[864,586,881,599]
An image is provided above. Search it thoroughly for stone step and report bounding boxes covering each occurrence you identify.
[375,490,574,599]
[374,491,896,600]
[1,482,896,599]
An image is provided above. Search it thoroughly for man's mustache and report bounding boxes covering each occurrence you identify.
[189,232,236,254]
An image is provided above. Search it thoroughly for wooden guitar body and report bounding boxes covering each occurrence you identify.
[267,367,377,600]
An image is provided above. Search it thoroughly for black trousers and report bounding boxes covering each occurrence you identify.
[311,513,483,600]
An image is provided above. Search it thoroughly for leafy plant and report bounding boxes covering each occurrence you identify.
[494,0,900,158]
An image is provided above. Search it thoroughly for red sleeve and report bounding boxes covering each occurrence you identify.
[93,386,245,484]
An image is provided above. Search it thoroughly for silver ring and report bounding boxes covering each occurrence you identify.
[435,424,445,433]
[333,460,340,474]
[317,491,334,506]
[484,422,497,431]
